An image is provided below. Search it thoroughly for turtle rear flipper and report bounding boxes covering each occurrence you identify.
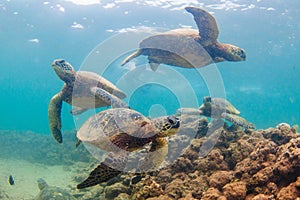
[77,162,122,189]
[70,106,88,115]
[77,151,128,189]
[149,62,160,71]
[91,87,128,108]
[48,93,63,143]
[121,49,143,66]
[137,138,168,172]
[185,7,219,46]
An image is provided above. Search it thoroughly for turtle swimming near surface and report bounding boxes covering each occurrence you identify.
[76,108,180,189]
[48,59,128,143]
[121,7,246,71]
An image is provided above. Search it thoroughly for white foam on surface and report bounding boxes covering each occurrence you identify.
[103,3,116,9]
[71,22,84,29]
[62,0,272,12]
[64,0,100,5]
[28,38,40,43]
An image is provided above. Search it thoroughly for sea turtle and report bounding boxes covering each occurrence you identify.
[177,96,255,129]
[76,108,180,189]
[121,7,246,71]
[35,178,76,200]
[48,59,128,143]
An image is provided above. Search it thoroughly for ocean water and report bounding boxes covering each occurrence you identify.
[0,1,299,134]
[0,0,300,199]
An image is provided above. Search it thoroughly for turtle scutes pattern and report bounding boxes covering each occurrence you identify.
[121,6,246,70]
[76,108,180,189]
[48,59,128,143]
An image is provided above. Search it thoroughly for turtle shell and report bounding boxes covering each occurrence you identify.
[77,108,155,151]
[139,29,213,68]
[70,71,126,108]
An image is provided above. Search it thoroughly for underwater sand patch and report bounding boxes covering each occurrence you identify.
[0,159,76,200]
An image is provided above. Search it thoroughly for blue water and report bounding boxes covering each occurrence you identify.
[1,0,299,134]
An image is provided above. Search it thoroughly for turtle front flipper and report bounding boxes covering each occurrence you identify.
[185,7,219,46]
[48,92,63,143]
[91,87,129,108]
[138,137,168,172]
[221,113,255,129]
[176,107,202,116]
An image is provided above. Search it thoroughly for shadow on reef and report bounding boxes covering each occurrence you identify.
[72,122,300,200]
[0,130,93,165]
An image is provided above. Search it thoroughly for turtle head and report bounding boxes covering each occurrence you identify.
[203,96,212,103]
[154,115,180,137]
[222,44,246,61]
[37,178,48,190]
[52,59,76,82]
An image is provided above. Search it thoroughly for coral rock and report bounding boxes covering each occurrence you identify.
[104,182,128,200]
[251,194,273,200]
[164,179,184,199]
[131,176,163,200]
[277,181,300,200]
[201,187,223,200]
[209,170,233,190]
[115,193,130,200]
[223,181,247,200]
[147,195,173,200]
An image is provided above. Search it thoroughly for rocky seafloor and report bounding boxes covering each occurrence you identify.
[0,118,299,200]
[73,118,300,200]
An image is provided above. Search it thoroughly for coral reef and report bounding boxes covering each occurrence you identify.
[73,121,300,199]
[0,130,93,165]
[4,121,298,199]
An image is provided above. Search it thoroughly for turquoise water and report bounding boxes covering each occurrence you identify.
[1,0,299,135]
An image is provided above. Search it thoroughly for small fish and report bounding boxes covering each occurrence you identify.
[8,175,15,185]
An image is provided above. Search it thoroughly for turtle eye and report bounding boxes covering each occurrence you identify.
[56,59,65,66]
[167,116,178,124]
[61,62,73,71]
[168,116,180,129]
[203,96,211,103]
[167,117,174,124]
[239,50,246,59]
[131,113,142,121]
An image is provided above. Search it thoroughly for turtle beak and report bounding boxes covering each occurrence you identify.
[51,61,57,68]
[52,59,65,67]
[140,121,148,127]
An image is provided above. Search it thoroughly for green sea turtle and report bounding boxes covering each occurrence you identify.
[121,7,246,71]
[48,59,128,143]
[35,178,76,200]
[76,108,180,189]
[177,96,255,129]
